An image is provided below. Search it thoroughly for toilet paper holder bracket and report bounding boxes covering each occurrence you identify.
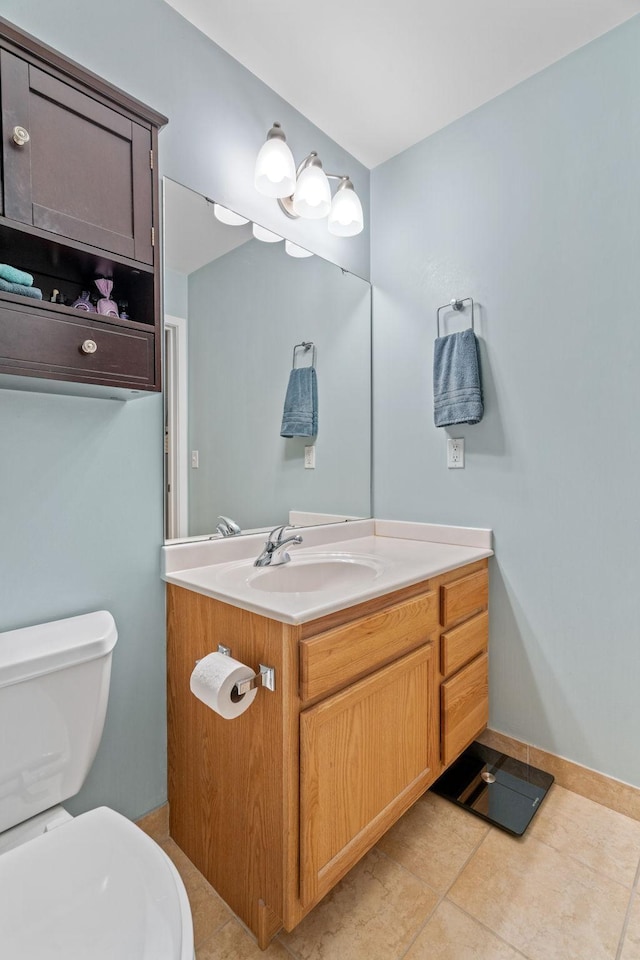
[216,643,276,694]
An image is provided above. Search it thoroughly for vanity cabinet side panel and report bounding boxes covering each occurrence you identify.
[167,584,289,941]
[299,643,436,908]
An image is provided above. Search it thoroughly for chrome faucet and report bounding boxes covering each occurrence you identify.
[254,525,303,567]
[216,515,242,537]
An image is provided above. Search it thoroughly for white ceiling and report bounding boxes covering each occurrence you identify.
[164,0,640,168]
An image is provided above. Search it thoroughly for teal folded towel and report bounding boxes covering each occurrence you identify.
[433,328,483,427]
[280,367,318,437]
[0,263,34,287]
[0,278,43,300]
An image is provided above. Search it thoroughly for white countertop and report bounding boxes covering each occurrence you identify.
[162,520,493,625]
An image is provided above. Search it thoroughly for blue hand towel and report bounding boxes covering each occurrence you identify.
[0,278,43,300]
[280,367,318,437]
[0,264,34,287]
[433,328,483,427]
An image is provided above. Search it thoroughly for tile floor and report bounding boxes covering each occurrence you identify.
[163,785,640,960]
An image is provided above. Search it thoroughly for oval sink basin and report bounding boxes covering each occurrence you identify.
[217,554,383,595]
[250,558,380,594]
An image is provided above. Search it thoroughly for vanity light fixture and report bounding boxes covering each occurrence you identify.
[255,122,364,237]
[252,223,283,243]
[285,240,313,259]
[212,202,249,226]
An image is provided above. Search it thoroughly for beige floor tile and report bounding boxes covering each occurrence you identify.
[162,840,232,948]
[197,919,291,959]
[404,900,525,960]
[376,790,489,892]
[135,803,169,842]
[279,848,439,960]
[621,891,640,960]
[529,784,640,886]
[448,828,629,960]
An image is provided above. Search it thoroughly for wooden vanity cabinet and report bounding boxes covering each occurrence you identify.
[167,557,489,949]
[0,17,167,396]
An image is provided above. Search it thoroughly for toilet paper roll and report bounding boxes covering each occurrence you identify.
[189,651,258,720]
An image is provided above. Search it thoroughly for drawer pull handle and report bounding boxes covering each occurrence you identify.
[81,339,98,355]
[12,125,30,147]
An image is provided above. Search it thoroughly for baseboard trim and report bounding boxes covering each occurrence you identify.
[135,802,170,841]
[477,729,640,822]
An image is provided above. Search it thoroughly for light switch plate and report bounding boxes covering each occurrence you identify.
[304,445,316,469]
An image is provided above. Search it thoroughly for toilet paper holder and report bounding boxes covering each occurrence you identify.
[216,644,276,694]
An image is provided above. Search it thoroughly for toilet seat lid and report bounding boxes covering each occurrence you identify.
[0,807,185,959]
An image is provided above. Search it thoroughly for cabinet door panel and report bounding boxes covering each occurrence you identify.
[441,653,488,766]
[1,53,153,262]
[300,644,435,907]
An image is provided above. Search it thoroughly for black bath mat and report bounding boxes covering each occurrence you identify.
[431,741,554,836]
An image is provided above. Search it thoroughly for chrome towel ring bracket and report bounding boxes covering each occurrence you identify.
[292,341,317,368]
[436,298,475,339]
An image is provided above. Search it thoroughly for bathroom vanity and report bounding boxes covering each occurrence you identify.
[165,521,491,948]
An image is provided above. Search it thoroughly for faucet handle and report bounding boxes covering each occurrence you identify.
[267,524,290,545]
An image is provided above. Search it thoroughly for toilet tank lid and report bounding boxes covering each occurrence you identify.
[0,611,117,689]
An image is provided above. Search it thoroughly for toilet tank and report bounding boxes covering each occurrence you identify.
[0,611,117,833]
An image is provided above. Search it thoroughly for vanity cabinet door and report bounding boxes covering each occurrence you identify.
[441,652,489,766]
[299,644,435,908]
[1,49,154,263]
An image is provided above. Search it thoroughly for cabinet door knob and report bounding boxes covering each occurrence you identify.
[12,125,30,147]
[81,339,98,355]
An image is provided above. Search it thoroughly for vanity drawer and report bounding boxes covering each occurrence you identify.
[0,303,155,388]
[441,611,488,678]
[441,652,488,766]
[440,569,488,628]
[299,591,438,702]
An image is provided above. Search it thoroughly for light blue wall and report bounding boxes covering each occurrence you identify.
[164,267,188,319]
[0,0,369,820]
[371,17,640,786]
[187,240,371,534]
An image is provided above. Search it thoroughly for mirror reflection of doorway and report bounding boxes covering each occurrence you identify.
[164,315,188,540]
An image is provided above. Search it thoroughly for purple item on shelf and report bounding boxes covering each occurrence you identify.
[71,290,96,313]
[95,278,119,318]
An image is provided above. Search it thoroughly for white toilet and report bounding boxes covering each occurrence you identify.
[0,610,194,959]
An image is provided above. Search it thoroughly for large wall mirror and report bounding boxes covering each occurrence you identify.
[162,178,372,542]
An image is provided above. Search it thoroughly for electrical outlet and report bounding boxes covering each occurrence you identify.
[304,445,316,469]
[447,438,464,469]
[191,450,199,468]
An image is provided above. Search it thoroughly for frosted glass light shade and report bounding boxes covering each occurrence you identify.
[254,138,296,198]
[285,240,313,258]
[292,164,331,219]
[213,203,249,226]
[328,184,364,237]
[252,223,283,242]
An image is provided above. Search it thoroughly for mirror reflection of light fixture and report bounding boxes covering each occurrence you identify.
[285,240,313,258]
[213,202,249,226]
[255,122,364,237]
[252,223,283,243]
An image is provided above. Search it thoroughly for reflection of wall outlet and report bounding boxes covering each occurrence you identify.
[191,450,199,468]
[304,445,316,469]
[447,438,464,469]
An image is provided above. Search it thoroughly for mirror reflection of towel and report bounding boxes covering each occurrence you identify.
[280,367,318,437]
[433,329,483,427]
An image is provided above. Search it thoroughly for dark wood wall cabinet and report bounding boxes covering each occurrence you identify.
[0,17,167,399]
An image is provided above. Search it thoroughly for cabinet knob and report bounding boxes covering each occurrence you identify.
[12,125,30,147]
[81,339,98,355]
